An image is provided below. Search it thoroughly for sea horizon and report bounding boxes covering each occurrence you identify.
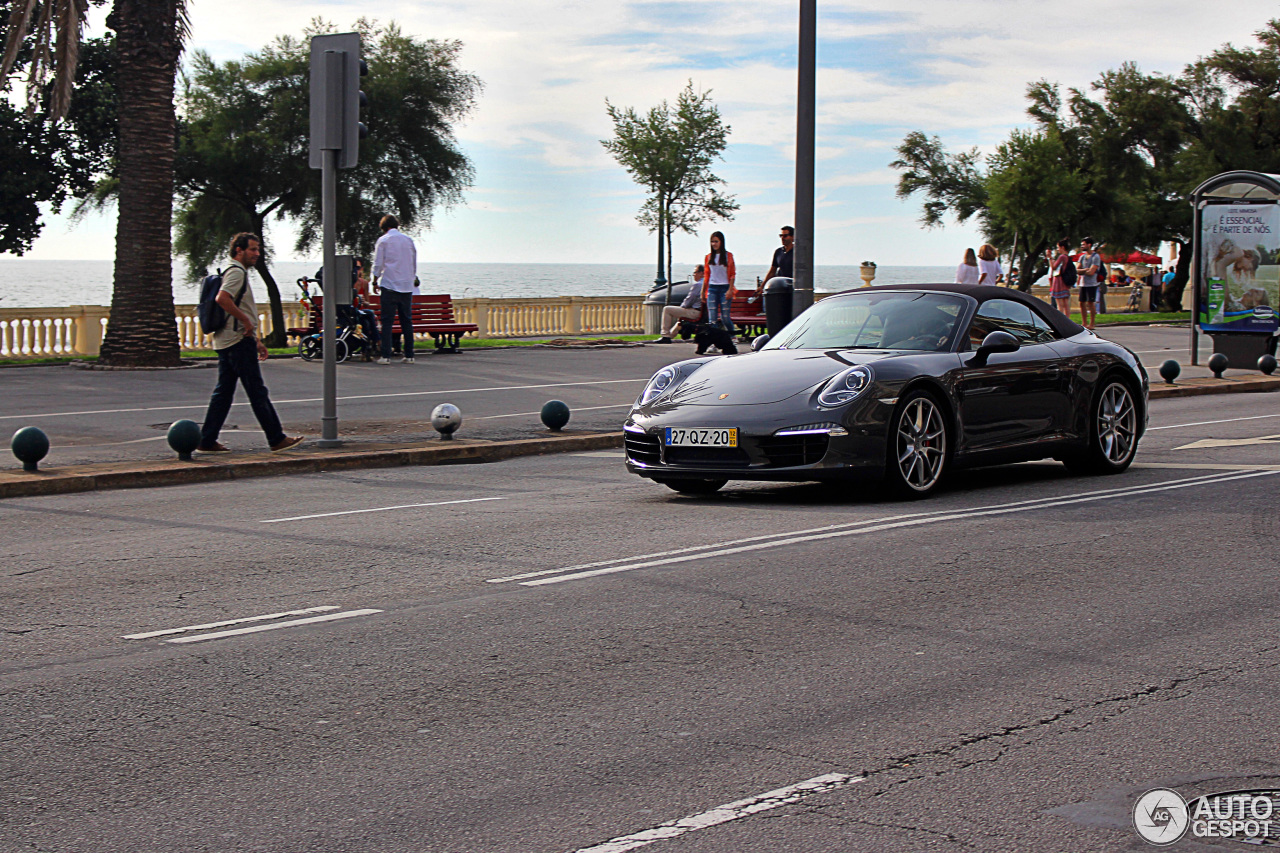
[0,259,958,309]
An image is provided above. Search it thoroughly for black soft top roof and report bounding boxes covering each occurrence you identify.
[835,282,1086,338]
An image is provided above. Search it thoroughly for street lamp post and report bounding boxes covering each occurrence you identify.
[793,0,816,316]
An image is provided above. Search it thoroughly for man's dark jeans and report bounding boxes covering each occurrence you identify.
[380,289,414,359]
[200,336,286,447]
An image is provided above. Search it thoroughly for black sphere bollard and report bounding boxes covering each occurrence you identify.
[11,426,50,472]
[540,400,570,431]
[1259,354,1277,376]
[1208,352,1229,379]
[431,403,462,440]
[1158,359,1181,384]
[167,419,202,461]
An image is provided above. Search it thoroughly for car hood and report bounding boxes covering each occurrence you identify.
[665,349,894,406]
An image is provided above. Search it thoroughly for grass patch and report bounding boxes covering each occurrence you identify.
[1071,311,1189,325]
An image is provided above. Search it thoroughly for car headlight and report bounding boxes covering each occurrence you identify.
[639,366,678,405]
[817,365,873,407]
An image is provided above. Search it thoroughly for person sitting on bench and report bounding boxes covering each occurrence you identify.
[655,265,705,344]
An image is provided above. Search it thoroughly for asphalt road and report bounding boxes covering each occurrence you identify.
[3,385,1280,851]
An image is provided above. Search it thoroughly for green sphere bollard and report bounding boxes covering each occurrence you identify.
[1208,352,1229,379]
[167,419,202,461]
[11,426,49,472]
[540,400,570,431]
[1158,359,1180,384]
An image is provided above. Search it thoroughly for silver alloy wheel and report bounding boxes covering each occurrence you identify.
[1097,381,1137,464]
[896,396,947,491]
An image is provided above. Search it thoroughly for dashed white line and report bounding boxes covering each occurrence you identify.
[261,496,508,523]
[1150,412,1280,431]
[123,606,341,640]
[569,773,863,853]
[165,609,383,644]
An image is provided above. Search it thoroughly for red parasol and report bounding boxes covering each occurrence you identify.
[1101,250,1162,264]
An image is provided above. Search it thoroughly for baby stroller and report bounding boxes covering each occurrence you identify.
[1125,279,1145,312]
[296,276,376,363]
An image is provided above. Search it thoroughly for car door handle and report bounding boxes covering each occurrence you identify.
[1045,366,1061,376]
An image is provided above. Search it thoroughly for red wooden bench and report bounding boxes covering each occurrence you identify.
[729,291,767,339]
[288,294,479,353]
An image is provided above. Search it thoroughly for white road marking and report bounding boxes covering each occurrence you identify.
[165,609,383,644]
[1175,435,1280,450]
[571,451,627,458]
[261,496,508,523]
[1134,462,1280,470]
[516,470,1274,587]
[123,606,341,640]
[488,471,1242,585]
[570,773,863,853]
[1150,413,1280,431]
[0,379,647,421]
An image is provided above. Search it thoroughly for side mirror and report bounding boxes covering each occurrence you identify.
[751,334,771,352]
[969,330,1019,366]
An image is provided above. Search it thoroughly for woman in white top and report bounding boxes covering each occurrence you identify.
[976,243,1003,286]
[955,248,979,285]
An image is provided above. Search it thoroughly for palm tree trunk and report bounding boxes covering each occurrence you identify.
[97,0,181,367]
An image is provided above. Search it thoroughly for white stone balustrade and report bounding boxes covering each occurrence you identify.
[0,296,647,359]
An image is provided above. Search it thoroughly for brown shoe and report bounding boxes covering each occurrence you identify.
[270,436,305,452]
[197,442,230,452]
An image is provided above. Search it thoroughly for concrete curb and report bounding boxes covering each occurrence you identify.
[0,432,624,500]
[1149,376,1280,399]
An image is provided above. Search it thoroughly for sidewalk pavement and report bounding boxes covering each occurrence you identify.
[2,335,1278,500]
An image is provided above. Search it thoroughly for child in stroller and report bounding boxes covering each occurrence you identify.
[296,275,377,363]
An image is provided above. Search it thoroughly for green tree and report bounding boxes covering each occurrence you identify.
[3,0,189,366]
[603,80,737,296]
[173,19,479,344]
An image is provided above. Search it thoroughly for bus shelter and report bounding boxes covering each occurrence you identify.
[1190,171,1280,367]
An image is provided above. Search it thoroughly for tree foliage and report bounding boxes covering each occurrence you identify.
[603,80,738,287]
[173,18,480,344]
[892,18,1280,303]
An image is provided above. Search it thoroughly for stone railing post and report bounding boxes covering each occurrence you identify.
[566,297,583,335]
[71,305,108,355]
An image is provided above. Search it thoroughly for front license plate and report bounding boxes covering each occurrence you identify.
[665,427,738,447]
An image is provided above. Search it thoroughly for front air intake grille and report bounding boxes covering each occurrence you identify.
[758,433,829,467]
[624,431,662,465]
[664,447,750,467]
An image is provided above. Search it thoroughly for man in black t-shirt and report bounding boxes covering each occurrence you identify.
[763,226,795,287]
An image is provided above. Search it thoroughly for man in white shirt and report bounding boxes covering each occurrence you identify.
[372,214,419,364]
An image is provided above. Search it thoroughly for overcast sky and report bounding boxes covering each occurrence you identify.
[18,1,1274,268]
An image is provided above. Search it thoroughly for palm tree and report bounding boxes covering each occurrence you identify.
[3,0,186,367]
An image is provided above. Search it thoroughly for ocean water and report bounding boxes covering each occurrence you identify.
[0,260,954,309]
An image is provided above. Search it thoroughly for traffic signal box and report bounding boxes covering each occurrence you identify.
[309,33,368,170]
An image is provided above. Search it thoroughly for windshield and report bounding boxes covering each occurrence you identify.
[764,291,967,352]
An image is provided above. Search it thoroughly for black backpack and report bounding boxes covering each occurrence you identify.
[197,269,245,334]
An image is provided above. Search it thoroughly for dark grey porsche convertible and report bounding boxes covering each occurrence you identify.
[624,283,1148,498]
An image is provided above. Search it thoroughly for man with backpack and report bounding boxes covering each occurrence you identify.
[1075,237,1103,331]
[197,232,304,453]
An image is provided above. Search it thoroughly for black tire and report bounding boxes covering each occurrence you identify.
[1064,376,1138,475]
[334,339,349,364]
[657,478,727,495]
[299,335,321,361]
[884,389,950,499]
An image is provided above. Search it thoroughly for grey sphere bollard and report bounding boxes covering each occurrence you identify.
[1158,359,1181,384]
[540,400,570,431]
[167,419,202,461]
[1208,352,1229,379]
[12,426,50,472]
[431,403,462,440]
[1259,354,1277,376]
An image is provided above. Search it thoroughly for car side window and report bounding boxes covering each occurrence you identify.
[1027,308,1059,343]
[967,299,1042,348]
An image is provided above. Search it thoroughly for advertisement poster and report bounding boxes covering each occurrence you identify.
[1199,204,1280,333]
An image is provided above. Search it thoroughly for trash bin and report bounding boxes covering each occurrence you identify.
[763,277,794,337]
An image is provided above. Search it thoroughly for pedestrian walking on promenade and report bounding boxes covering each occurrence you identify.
[1048,239,1076,316]
[198,232,304,453]
[703,231,736,331]
[955,248,979,285]
[372,215,419,364]
[655,265,705,343]
[976,244,1003,286]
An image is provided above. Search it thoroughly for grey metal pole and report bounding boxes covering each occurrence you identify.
[1190,198,1201,366]
[319,147,341,446]
[793,0,816,316]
